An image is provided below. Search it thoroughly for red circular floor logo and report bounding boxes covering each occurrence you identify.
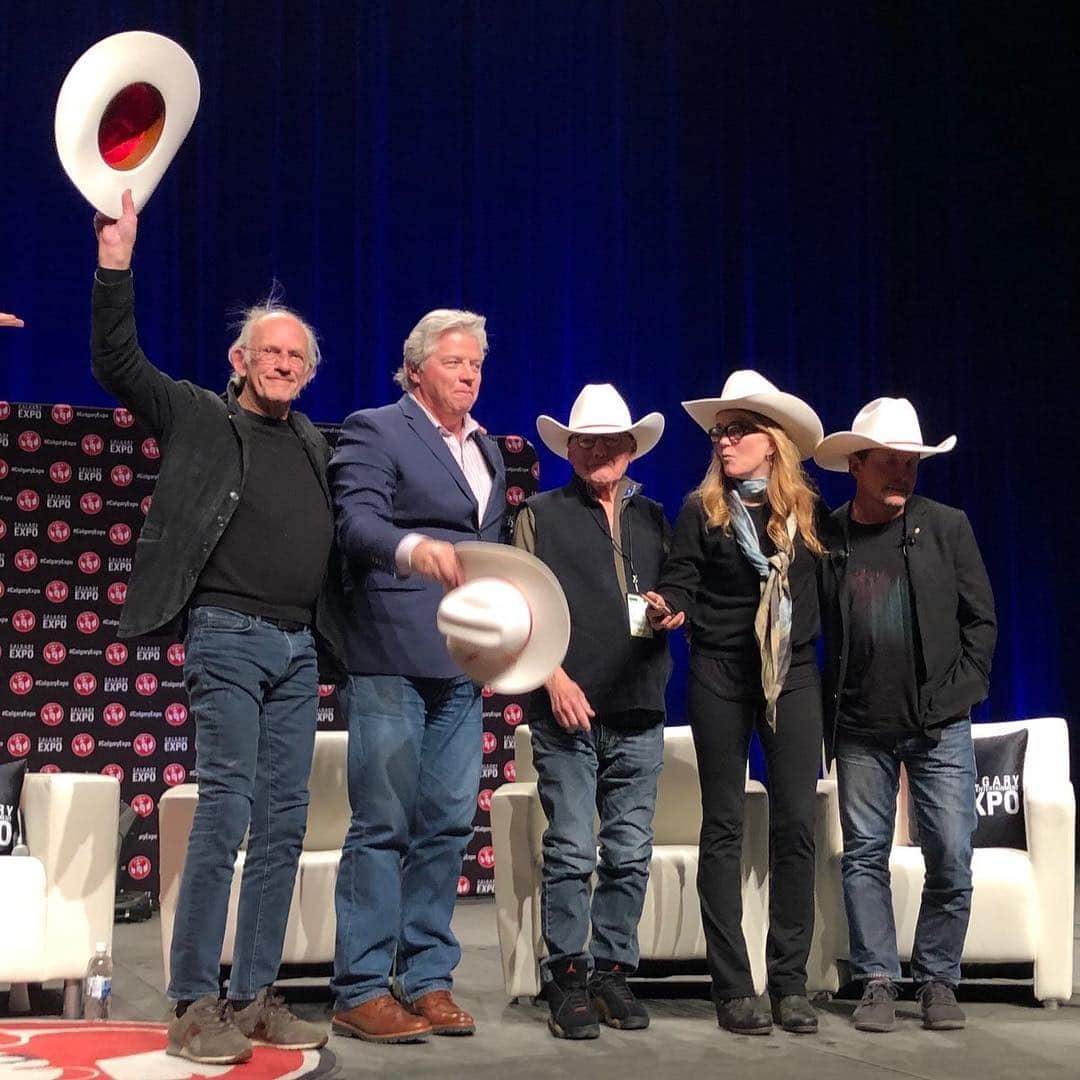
[79,551,102,574]
[113,407,135,428]
[131,793,155,818]
[482,731,497,754]
[15,549,38,572]
[167,643,186,667]
[104,703,127,727]
[109,581,128,605]
[46,579,69,603]
[51,404,74,425]
[105,642,128,666]
[81,433,104,456]
[127,855,152,881]
[17,488,39,511]
[77,611,101,634]
[502,703,523,726]
[133,732,157,756]
[7,733,31,757]
[43,641,67,665]
[50,460,73,483]
[141,437,160,459]
[13,609,36,633]
[101,763,125,782]
[477,788,494,813]
[111,464,133,487]
[48,520,71,543]
[504,435,525,454]
[81,492,103,515]
[9,672,33,696]
[135,672,158,696]
[477,845,496,870]
[74,671,97,696]
[71,733,96,758]
[18,430,42,453]
[109,523,132,545]
[163,762,188,786]
[457,875,471,896]
[40,702,65,726]
[165,703,189,727]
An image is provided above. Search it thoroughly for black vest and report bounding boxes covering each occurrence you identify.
[529,478,672,723]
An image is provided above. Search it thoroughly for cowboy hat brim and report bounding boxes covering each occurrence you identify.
[535,411,665,461]
[55,31,200,217]
[681,392,823,460]
[446,542,570,694]
[813,432,957,472]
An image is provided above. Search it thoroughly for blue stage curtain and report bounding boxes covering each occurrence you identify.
[1,3,1075,775]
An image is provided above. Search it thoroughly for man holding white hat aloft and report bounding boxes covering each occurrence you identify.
[815,398,996,1035]
[512,384,677,1040]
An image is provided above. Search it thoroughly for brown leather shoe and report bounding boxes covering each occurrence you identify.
[331,995,432,1043]
[405,990,476,1036]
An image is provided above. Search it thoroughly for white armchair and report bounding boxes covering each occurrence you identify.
[159,730,350,989]
[0,772,120,1017]
[809,717,1075,1004]
[491,724,770,999]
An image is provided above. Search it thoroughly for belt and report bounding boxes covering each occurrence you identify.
[254,614,309,633]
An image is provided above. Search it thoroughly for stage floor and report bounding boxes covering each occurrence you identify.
[5,893,1080,1079]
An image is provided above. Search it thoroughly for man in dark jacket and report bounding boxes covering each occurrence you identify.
[815,398,996,1035]
[93,189,341,1065]
[513,384,677,1040]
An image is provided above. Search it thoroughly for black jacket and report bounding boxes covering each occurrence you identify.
[90,270,346,679]
[818,495,996,761]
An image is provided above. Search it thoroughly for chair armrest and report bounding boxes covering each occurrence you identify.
[158,784,199,988]
[20,772,120,979]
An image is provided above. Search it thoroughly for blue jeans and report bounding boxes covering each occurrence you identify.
[531,715,664,977]
[168,606,318,1002]
[836,718,977,986]
[332,674,482,1009]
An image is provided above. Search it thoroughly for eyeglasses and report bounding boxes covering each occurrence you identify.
[245,344,308,369]
[708,421,762,444]
[570,433,631,451]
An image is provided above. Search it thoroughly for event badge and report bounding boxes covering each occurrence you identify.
[626,593,654,638]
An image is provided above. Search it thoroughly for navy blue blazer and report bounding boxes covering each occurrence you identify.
[330,394,508,677]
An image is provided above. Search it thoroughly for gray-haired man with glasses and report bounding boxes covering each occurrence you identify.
[92,189,344,1065]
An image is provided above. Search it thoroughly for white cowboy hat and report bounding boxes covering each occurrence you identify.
[437,542,571,694]
[55,31,200,217]
[536,383,664,460]
[813,397,957,472]
[681,369,823,460]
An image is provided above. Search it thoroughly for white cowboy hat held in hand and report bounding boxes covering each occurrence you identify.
[813,397,957,472]
[437,542,571,694]
[682,369,823,460]
[55,31,200,217]
[536,384,664,460]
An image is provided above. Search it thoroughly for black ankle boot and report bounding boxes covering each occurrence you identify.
[545,958,600,1040]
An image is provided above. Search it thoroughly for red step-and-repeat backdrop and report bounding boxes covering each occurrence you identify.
[0,399,539,900]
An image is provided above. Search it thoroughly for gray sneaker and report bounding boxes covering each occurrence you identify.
[917,980,966,1031]
[852,978,898,1033]
[234,988,329,1049]
[167,994,253,1065]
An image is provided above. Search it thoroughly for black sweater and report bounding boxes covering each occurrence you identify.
[658,495,823,661]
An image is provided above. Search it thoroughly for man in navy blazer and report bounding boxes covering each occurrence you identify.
[329,309,507,1044]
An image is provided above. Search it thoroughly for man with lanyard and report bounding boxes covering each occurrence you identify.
[93,190,342,1064]
[815,397,996,1034]
[513,384,678,1039]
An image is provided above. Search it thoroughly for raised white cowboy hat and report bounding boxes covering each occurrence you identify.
[437,542,571,694]
[813,397,957,472]
[535,383,664,460]
[55,31,200,217]
[681,369,823,460]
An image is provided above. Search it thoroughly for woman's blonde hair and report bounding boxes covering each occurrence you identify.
[693,412,825,557]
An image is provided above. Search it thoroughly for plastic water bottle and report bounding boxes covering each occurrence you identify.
[83,942,112,1021]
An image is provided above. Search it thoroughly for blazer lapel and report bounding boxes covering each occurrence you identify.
[398,396,478,512]
[477,434,506,531]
